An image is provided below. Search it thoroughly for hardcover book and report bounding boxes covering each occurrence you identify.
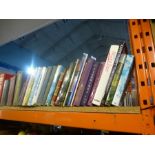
[73,56,96,106]
[105,53,127,105]
[112,54,134,106]
[92,45,119,106]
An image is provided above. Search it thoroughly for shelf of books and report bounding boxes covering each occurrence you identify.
[0,19,155,134]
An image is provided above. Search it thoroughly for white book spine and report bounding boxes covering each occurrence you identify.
[31,67,47,105]
[112,55,134,106]
[92,45,119,106]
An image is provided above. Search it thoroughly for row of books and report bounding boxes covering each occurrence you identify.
[0,42,138,107]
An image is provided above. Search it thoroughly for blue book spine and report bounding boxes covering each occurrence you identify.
[46,65,64,105]
[112,55,134,106]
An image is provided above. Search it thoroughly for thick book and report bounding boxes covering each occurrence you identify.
[105,54,127,105]
[69,53,88,106]
[0,80,10,105]
[80,62,99,106]
[63,59,79,106]
[112,54,134,106]
[73,56,96,106]
[46,65,64,106]
[43,66,57,105]
[92,45,119,106]
[13,71,23,106]
[7,75,16,106]
[0,73,14,102]
[87,62,105,106]
[31,67,47,106]
[22,69,37,106]
[27,67,42,106]
[103,43,126,103]
[55,62,75,106]
[52,70,66,105]
[37,66,53,105]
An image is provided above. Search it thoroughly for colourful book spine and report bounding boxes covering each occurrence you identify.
[46,65,64,106]
[80,62,99,106]
[13,71,23,106]
[43,66,57,105]
[92,45,119,106]
[68,53,88,106]
[7,75,16,106]
[31,67,47,106]
[63,59,79,106]
[55,62,75,106]
[73,56,96,106]
[105,54,127,105]
[87,62,105,106]
[112,55,134,106]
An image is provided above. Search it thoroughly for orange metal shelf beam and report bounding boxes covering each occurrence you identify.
[0,109,143,134]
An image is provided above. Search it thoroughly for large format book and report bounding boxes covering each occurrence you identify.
[13,71,23,106]
[55,62,75,106]
[22,69,37,106]
[0,80,10,105]
[27,67,42,106]
[63,59,79,106]
[103,43,126,103]
[37,66,53,104]
[67,53,88,106]
[51,70,66,105]
[46,65,64,106]
[112,55,134,106]
[0,73,14,102]
[31,67,47,106]
[92,45,119,106]
[7,75,16,106]
[73,56,96,106]
[42,66,57,104]
[80,62,99,106]
[105,54,127,105]
[87,62,105,106]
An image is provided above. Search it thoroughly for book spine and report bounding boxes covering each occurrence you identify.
[87,62,105,106]
[112,55,134,106]
[81,62,99,106]
[46,65,64,105]
[31,67,47,106]
[105,54,127,105]
[69,53,88,106]
[92,45,119,106]
[13,71,23,106]
[43,66,57,105]
[63,59,79,106]
[73,56,96,106]
[0,74,5,102]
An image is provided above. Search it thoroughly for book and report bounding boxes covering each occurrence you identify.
[52,70,66,105]
[42,66,57,105]
[112,54,134,106]
[73,56,96,106]
[13,71,23,106]
[105,53,127,105]
[0,80,10,105]
[55,62,75,106]
[46,65,64,106]
[92,45,119,106]
[7,75,16,106]
[81,62,99,106]
[31,67,47,106]
[37,66,53,105]
[103,43,126,103]
[0,73,14,102]
[63,59,79,106]
[87,62,105,106]
[69,53,88,106]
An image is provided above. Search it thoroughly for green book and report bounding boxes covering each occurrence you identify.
[105,54,127,105]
